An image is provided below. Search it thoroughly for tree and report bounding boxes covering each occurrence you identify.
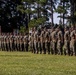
[55,0,70,27]
[0,0,23,32]
[70,0,76,25]
[17,0,49,29]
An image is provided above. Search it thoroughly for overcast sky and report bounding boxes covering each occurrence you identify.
[53,13,60,24]
[53,11,70,24]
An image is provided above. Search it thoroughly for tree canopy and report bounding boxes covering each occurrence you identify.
[0,0,76,32]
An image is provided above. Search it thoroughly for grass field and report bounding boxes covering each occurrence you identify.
[0,52,76,75]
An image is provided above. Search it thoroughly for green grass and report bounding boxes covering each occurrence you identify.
[0,52,76,75]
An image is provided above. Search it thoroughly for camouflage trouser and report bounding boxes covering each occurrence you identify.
[13,43,16,51]
[21,43,24,51]
[1,43,4,51]
[57,40,63,55]
[20,43,23,51]
[24,43,26,51]
[36,42,38,54]
[9,43,12,51]
[70,40,76,56]
[29,42,32,51]
[38,42,42,54]
[0,42,1,50]
[43,42,46,54]
[41,42,46,54]
[20,43,22,51]
[2,43,6,51]
[31,42,34,53]
[50,41,54,54]
[52,40,57,55]
[19,43,21,51]
[34,41,38,53]
[45,42,50,54]
[63,40,70,55]
[12,42,15,51]
[16,43,19,51]
[6,43,9,51]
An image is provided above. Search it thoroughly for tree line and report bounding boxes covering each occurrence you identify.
[0,0,76,32]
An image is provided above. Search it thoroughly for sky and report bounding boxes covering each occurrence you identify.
[53,11,70,24]
[49,13,60,24]
[52,13,68,24]
[53,13,60,24]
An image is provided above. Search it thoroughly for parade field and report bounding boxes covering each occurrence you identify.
[0,52,76,75]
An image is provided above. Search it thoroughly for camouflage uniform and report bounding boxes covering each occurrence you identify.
[49,28,53,54]
[25,34,29,52]
[9,34,12,51]
[0,35,1,50]
[1,34,4,51]
[6,35,9,51]
[4,34,6,51]
[40,29,46,54]
[31,30,34,53]
[29,33,32,52]
[70,29,76,56]
[18,34,21,51]
[33,30,38,53]
[21,35,25,51]
[38,33,42,54]
[19,34,22,51]
[45,29,50,54]
[16,34,19,51]
[51,29,57,55]
[12,34,15,51]
[57,29,63,55]
[64,28,70,55]
[36,31,39,54]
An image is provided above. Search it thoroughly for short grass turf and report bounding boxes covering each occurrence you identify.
[0,52,76,75]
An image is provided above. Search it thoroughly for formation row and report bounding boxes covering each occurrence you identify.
[0,26,76,56]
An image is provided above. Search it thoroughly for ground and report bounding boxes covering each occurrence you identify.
[0,51,76,75]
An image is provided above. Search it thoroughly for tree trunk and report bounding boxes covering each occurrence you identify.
[63,0,65,28]
[38,1,40,18]
[28,4,31,22]
[70,0,75,26]
[51,0,54,26]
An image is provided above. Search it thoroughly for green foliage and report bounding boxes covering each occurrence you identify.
[28,17,46,28]
[22,0,35,3]
[17,5,24,13]
[17,0,59,27]
[28,19,36,28]
[55,5,67,14]
[19,26,26,33]
[25,9,32,14]
[74,12,76,16]
[39,0,47,5]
